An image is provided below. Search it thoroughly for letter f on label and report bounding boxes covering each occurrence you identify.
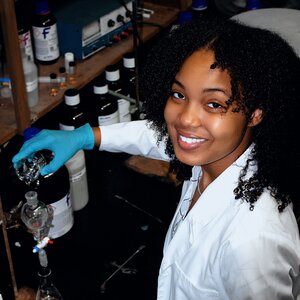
[42,27,50,39]
[23,32,29,46]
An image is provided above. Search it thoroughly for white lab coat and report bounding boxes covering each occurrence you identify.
[100,120,300,300]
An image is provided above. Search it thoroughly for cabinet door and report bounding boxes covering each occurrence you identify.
[0,0,30,145]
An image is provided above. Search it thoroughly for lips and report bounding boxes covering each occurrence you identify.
[177,134,206,150]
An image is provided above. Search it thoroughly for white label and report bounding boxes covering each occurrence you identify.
[118,99,131,122]
[26,78,38,92]
[70,166,86,183]
[32,24,60,61]
[47,192,74,239]
[98,110,119,126]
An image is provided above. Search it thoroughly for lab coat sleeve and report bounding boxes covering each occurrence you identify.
[220,233,300,300]
[99,120,171,161]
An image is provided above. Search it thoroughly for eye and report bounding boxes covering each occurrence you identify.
[207,102,222,109]
[170,91,185,100]
[207,101,227,112]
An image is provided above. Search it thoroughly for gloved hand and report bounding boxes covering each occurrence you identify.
[12,123,94,176]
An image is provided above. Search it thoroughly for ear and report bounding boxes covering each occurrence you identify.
[248,108,263,127]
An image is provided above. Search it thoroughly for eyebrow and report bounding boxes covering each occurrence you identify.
[173,79,231,97]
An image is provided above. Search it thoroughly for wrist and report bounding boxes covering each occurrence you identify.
[76,123,95,150]
[92,127,101,147]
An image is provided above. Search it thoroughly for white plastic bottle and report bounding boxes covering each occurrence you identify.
[63,149,88,211]
[21,50,39,107]
[59,89,89,211]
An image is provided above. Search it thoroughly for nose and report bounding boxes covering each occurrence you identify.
[178,102,202,128]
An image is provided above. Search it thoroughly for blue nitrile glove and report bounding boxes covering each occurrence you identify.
[12,123,94,176]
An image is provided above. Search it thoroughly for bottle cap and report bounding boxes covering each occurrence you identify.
[246,0,261,10]
[64,52,75,73]
[59,66,66,74]
[24,127,41,141]
[50,73,57,80]
[178,11,193,24]
[192,0,208,10]
[69,61,76,67]
[64,88,80,106]
[35,0,50,14]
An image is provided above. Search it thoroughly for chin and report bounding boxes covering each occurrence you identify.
[174,152,199,167]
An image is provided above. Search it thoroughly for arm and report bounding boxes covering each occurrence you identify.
[12,120,169,176]
[98,120,170,161]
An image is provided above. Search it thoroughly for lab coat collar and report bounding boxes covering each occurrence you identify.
[161,145,255,270]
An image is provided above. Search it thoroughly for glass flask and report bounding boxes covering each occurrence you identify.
[36,266,63,300]
[20,191,53,241]
[35,244,63,299]
[15,152,48,186]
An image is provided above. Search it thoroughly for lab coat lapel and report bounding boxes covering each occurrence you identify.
[160,147,252,271]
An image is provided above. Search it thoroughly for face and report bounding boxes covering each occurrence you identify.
[164,49,259,177]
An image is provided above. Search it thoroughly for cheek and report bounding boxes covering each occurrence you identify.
[164,99,174,124]
[209,115,247,141]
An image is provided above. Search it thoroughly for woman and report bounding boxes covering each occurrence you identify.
[13,16,300,299]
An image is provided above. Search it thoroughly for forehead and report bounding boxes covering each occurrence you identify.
[176,49,232,87]
[183,49,215,67]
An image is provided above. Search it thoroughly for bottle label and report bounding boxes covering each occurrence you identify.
[65,151,89,211]
[32,24,60,61]
[118,99,131,122]
[18,31,34,61]
[26,78,38,92]
[98,111,119,126]
[70,166,86,183]
[47,192,74,239]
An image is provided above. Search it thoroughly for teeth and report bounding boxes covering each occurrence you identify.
[179,135,203,144]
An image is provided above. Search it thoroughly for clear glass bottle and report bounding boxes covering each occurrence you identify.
[36,266,63,300]
[36,250,63,300]
[15,151,47,186]
[58,67,67,90]
[50,72,59,96]
[20,191,52,241]
[68,61,77,85]
[21,48,39,108]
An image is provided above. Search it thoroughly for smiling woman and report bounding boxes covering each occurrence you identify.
[164,49,254,173]
[12,16,300,300]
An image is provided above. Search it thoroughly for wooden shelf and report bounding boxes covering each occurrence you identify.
[0,2,179,146]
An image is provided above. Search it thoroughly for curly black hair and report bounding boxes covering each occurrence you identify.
[139,16,300,213]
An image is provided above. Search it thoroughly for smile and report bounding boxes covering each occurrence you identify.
[179,135,205,144]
